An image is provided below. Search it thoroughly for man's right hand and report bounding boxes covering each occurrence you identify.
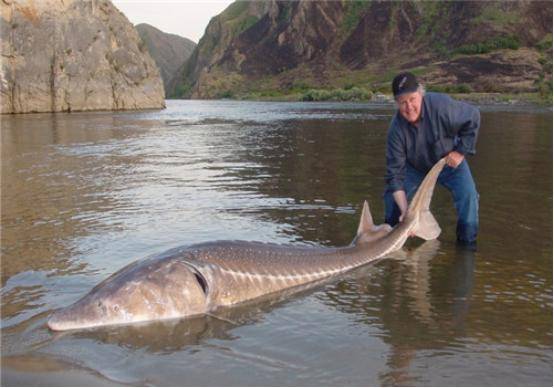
[392,190,409,222]
[393,190,415,236]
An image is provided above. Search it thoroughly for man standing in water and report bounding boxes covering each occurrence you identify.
[384,72,480,246]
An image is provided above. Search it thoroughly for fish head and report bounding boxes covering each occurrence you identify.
[48,259,209,331]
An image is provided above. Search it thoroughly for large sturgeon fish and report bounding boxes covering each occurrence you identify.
[48,158,447,331]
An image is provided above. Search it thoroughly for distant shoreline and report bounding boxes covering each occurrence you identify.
[1,93,551,116]
[171,92,553,109]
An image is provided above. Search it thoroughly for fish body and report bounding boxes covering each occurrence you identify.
[48,158,446,331]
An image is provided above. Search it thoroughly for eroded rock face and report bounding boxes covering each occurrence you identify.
[232,1,342,76]
[431,49,543,93]
[184,1,347,98]
[1,0,165,114]
[182,0,552,99]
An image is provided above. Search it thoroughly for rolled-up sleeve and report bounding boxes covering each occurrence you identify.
[444,97,480,155]
[385,122,406,192]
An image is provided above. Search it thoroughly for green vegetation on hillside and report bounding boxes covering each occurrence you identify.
[413,2,524,58]
[220,1,250,21]
[414,2,450,49]
[301,87,373,102]
[427,84,473,94]
[341,0,369,35]
[473,5,520,26]
[196,1,261,59]
[536,33,553,52]
[534,33,553,103]
[454,35,520,55]
[220,1,261,36]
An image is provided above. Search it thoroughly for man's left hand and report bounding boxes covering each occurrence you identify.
[446,151,464,168]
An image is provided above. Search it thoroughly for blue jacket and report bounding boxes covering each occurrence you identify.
[385,92,480,192]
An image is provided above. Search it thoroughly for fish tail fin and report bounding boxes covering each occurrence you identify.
[407,158,447,240]
[411,210,441,240]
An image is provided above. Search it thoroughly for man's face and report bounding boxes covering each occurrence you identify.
[396,91,423,124]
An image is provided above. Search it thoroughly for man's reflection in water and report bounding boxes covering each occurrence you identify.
[319,240,475,386]
[380,241,475,386]
[452,245,476,328]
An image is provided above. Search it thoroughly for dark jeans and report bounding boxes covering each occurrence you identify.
[384,160,479,244]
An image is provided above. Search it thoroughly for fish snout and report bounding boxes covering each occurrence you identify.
[47,296,110,331]
[47,306,80,331]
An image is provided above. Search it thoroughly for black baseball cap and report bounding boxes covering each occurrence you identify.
[392,72,419,98]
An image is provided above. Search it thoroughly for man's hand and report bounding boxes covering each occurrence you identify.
[393,190,408,221]
[399,212,406,223]
[393,190,413,235]
[446,151,465,168]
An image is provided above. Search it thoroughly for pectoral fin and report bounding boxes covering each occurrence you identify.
[412,210,441,240]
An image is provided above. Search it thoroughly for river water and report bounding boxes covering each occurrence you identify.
[1,100,552,386]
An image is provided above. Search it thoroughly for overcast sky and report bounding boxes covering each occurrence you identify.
[112,0,235,43]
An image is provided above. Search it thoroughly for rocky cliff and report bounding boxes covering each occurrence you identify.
[181,0,552,99]
[136,23,196,98]
[1,0,165,114]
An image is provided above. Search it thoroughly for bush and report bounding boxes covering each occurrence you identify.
[301,87,372,101]
[338,86,373,100]
[453,84,473,94]
[343,83,355,90]
[291,82,311,92]
[174,83,193,98]
[217,90,234,99]
[535,74,553,99]
[535,34,552,52]
[301,89,331,101]
[454,35,520,55]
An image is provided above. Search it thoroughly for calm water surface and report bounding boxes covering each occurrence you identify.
[1,100,552,386]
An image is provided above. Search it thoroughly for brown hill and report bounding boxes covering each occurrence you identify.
[180,0,552,100]
[136,23,196,98]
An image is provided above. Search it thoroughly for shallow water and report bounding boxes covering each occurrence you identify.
[1,100,552,386]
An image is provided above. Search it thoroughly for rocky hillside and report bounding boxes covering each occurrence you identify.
[1,0,165,114]
[136,23,196,98]
[180,0,552,100]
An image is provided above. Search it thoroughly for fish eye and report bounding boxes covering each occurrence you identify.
[113,305,119,312]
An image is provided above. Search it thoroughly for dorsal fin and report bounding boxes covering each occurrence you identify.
[357,200,375,235]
